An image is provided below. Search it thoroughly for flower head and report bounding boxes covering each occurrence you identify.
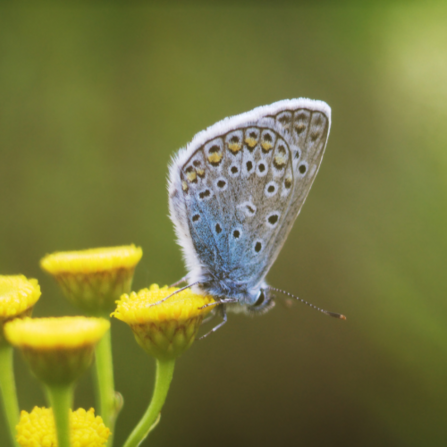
[16,407,110,447]
[112,284,216,360]
[0,275,41,346]
[40,245,142,315]
[5,317,110,386]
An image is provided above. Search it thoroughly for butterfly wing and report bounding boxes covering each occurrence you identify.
[168,99,331,290]
[253,103,331,283]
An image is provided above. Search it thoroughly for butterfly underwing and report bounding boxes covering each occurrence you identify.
[168,98,331,316]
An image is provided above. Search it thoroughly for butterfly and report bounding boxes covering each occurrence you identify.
[167,98,344,334]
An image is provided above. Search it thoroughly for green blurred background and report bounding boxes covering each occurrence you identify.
[1,3,447,446]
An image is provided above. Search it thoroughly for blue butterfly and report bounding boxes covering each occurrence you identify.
[167,99,344,335]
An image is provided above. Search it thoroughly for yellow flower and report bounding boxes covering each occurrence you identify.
[16,407,110,447]
[5,317,110,386]
[0,275,41,346]
[40,245,142,315]
[112,284,216,360]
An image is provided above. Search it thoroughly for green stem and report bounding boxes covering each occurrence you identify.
[94,327,118,447]
[46,384,73,447]
[123,359,175,447]
[0,345,20,447]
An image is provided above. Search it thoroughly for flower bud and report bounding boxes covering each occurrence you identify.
[5,317,109,386]
[40,245,142,315]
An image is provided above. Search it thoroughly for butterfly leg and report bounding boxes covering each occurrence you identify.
[201,309,218,325]
[198,299,237,339]
[170,276,188,287]
[199,305,228,339]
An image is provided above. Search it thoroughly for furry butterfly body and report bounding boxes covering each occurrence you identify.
[168,98,331,316]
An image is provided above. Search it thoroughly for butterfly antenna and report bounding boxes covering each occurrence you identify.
[268,287,346,320]
[149,282,201,307]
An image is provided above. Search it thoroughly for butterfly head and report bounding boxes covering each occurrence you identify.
[244,287,276,315]
[196,278,275,315]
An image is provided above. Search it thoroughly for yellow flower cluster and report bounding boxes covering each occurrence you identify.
[16,407,110,447]
[113,284,216,360]
[0,275,41,320]
[0,275,41,346]
[40,246,142,274]
[113,284,215,324]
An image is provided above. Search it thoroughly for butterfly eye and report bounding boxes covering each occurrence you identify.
[253,290,266,307]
